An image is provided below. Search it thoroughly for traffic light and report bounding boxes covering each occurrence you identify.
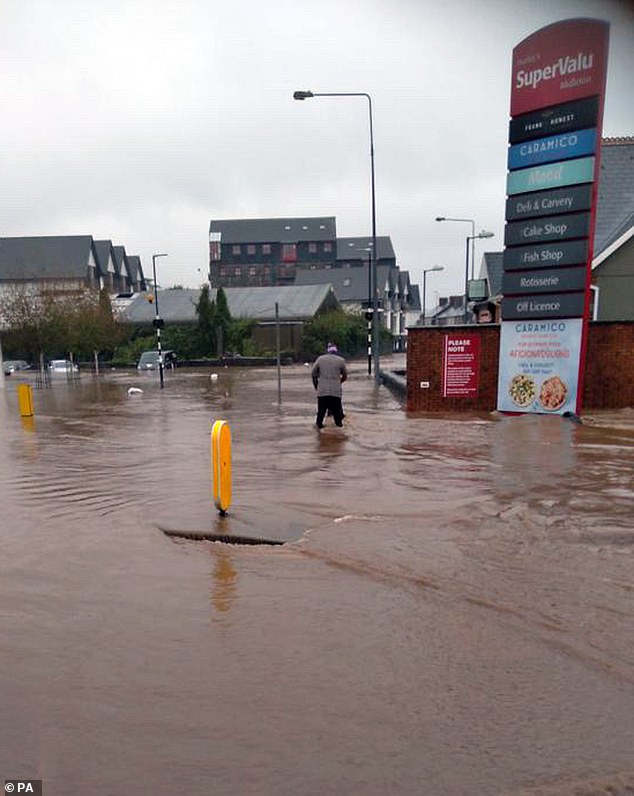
[147,293,154,303]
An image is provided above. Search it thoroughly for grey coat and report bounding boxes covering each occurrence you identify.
[311,353,347,397]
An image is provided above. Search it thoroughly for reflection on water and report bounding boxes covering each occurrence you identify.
[1,363,633,796]
[209,547,238,616]
[491,413,577,500]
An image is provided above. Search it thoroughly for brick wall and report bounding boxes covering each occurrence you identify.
[582,322,634,409]
[406,322,634,413]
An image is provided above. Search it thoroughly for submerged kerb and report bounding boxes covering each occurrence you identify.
[161,528,284,546]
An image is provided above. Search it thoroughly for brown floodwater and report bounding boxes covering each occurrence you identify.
[1,358,633,795]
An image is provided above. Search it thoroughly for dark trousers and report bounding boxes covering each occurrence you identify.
[316,396,344,427]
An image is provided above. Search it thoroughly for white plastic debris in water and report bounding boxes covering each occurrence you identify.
[127,387,143,396]
[210,373,219,381]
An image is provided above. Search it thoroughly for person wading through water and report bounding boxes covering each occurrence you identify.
[311,342,347,429]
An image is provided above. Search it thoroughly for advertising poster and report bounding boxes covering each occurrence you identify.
[497,319,582,414]
[442,335,480,398]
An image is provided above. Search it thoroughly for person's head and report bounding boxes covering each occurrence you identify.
[327,342,338,354]
[474,302,495,324]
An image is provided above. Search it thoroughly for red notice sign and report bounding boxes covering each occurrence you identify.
[442,335,480,398]
[511,18,609,116]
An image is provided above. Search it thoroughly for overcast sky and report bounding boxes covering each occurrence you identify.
[1,0,632,305]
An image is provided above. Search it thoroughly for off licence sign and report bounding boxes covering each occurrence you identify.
[442,335,480,397]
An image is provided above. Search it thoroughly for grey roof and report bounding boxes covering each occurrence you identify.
[595,137,634,255]
[596,209,634,253]
[112,246,128,279]
[126,255,144,284]
[408,283,421,311]
[118,284,339,325]
[0,235,96,281]
[336,236,396,261]
[209,217,336,244]
[295,264,394,302]
[481,251,504,297]
[94,239,114,275]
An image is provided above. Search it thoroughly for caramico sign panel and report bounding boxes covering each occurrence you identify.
[510,19,609,116]
[507,128,596,170]
[505,183,593,221]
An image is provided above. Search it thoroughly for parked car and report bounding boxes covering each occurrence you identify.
[136,350,178,371]
[3,360,30,375]
[49,359,79,373]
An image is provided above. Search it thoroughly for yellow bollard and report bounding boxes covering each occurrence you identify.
[211,420,232,515]
[17,384,35,418]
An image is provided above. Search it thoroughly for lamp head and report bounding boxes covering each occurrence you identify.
[433,265,444,272]
[435,217,446,222]
[478,231,495,239]
[293,90,314,100]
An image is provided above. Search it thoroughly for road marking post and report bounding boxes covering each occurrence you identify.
[211,420,232,515]
[17,384,34,417]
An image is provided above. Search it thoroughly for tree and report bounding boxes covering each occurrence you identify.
[195,284,217,356]
[0,286,124,370]
[214,287,232,355]
[301,310,370,359]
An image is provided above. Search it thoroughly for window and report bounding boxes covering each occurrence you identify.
[308,242,317,254]
[219,267,227,277]
[249,266,257,276]
[324,241,332,253]
[282,243,297,262]
[262,243,271,255]
[233,266,241,277]
[209,232,221,261]
[247,244,256,256]
[232,244,241,255]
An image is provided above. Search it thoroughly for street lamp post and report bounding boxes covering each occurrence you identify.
[435,216,475,279]
[151,253,168,388]
[294,89,380,383]
[463,232,494,323]
[422,265,444,325]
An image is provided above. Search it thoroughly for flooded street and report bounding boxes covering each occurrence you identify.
[1,358,633,796]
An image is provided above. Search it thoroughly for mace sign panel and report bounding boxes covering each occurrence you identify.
[497,319,582,415]
[506,156,594,195]
[504,211,590,246]
[502,292,586,320]
[510,19,609,116]
[509,95,599,144]
[505,183,593,221]
[502,266,587,296]
[508,128,596,170]
[503,239,589,270]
